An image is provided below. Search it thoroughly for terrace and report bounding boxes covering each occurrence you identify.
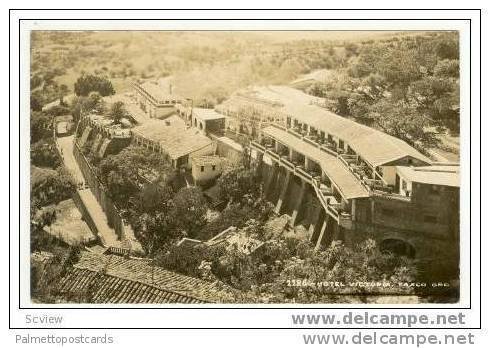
[251,122,416,222]
[252,129,368,222]
[272,122,402,196]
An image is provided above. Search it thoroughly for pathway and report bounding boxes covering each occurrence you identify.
[56,134,120,248]
[56,135,85,184]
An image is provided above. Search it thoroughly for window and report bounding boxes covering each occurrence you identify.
[338,139,344,149]
[200,166,204,172]
[423,215,437,224]
[212,165,216,171]
[402,180,407,190]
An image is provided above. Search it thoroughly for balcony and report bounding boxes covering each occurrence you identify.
[303,136,318,147]
[339,153,358,164]
[319,143,338,156]
[250,140,265,152]
[280,156,295,170]
[265,148,280,161]
[295,166,313,181]
[287,128,303,139]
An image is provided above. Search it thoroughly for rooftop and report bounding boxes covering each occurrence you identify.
[104,93,149,125]
[192,108,226,121]
[282,102,431,167]
[192,155,222,166]
[87,114,132,138]
[396,164,460,187]
[236,85,429,167]
[135,77,181,104]
[243,85,322,107]
[131,116,213,160]
[56,251,237,303]
[216,136,243,152]
[263,126,370,199]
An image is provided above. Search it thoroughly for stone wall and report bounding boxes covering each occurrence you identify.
[73,142,131,241]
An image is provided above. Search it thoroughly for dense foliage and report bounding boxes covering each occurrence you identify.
[71,92,106,124]
[31,167,76,209]
[93,145,212,253]
[74,74,115,97]
[155,236,417,302]
[216,165,262,203]
[97,145,174,208]
[261,239,416,302]
[306,32,460,148]
[30,111,53,143]
[127,185,209,254]
[109,100,127,124]
[31,138,61,169]
[31,247,82,302]
[30,72,68,110]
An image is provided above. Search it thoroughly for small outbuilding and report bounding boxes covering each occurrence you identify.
[191,155,223,186]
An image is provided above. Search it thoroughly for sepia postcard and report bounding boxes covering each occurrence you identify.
[26,25,464,306]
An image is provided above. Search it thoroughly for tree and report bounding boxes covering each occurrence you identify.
[216,165,261,203]
[433,59,459,79]
[58,84,70,105]
[30,111,53,143]
[259,239,417,303]
[30,74,43,90]
[367,99,439,148]
[44,104,71,117]
[127,182,176,254]
[168,187,208,238]
[31,138,61,169]
[31,166,76,208]
[409,76,460,132]
[131,211,176,255]
[154,243,226,279]
[109,101,126,124]
[317,32,460,142]
[434,35,459,60]
[98,146,173,207]
[71,92,105,123]
[74,74,115,97]
[31,92,44,111]
[322,71,359,116]
[31,247,82,302]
